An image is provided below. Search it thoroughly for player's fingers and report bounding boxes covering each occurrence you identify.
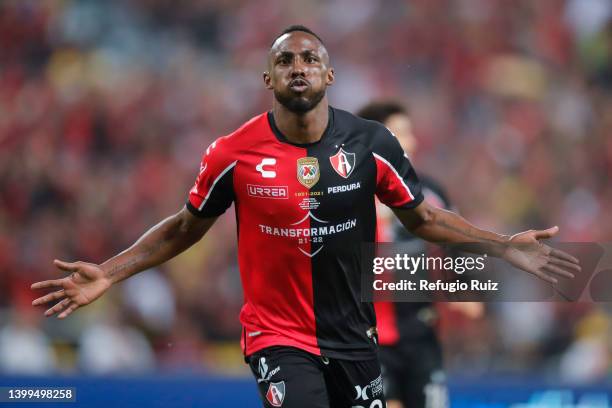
[534,270,558,285]
[549,257,581,272]
[550,249,580,264]
[44,298,71,317]
[533,226,559,240]
[542,264,575,279]
[31,279,64,290]
[58,303,79,319]
[32,289,65,306]
[53,259,81,273]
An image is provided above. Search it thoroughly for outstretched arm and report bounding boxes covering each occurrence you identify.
[393,201,580,283]
[101,206,216,284]
[32,206,216,318]
[393,201,510,247]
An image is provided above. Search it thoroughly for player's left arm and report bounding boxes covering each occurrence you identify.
[371,121,580,283]
[392,202,581,284]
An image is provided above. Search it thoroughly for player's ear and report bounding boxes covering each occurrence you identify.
[263,72,273,90]
[326,67,335,86]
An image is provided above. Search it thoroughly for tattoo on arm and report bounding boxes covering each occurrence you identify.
[436,218,492,242]
[107,258,139,279]
[432,212,507,251]
[104,210,211,283]
[107,241,164,280]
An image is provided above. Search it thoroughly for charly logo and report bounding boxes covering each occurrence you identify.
[266,381,286,407]
[297,157,320,189]
[329,148,355,178]
[256,158,277,178]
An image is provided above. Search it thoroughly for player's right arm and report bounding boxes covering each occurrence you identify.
[102,208,216,284]
[32,135,237,319]
[31,208,217,319]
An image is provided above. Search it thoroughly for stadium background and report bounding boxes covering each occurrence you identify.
[1,0,611,406]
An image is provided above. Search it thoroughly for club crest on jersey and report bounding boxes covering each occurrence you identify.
[297,157,320,189]
[266,381,286,407]
[329,148,355,178]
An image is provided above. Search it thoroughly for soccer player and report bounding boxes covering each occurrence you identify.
[358,101,465,408]
[32,26,579,408]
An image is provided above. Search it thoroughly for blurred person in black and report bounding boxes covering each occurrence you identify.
[358,101,484,408]
[31,26,579,408]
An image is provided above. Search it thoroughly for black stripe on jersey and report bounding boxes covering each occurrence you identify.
[304,118,380,360]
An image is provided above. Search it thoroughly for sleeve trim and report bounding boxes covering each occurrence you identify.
[197,160,237,211]
[388,191,425,210]
[186,201,208,217]
[372,152,416,200]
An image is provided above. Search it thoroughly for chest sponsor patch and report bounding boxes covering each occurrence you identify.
[247,184,288,199]
[330,148,355,178]
[297,157,320,189]
[327,182,361,194]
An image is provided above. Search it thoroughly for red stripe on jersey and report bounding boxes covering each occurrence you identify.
[373,152,415,207]
[374,301,400,345]
[231,121,319,356]
[374,202,400,345]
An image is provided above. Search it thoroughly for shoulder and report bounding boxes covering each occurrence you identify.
[229,112,269,139]
[331,107,394,152]
[201,112,268,157]
[332,107,387,136]
[218,112,268,147]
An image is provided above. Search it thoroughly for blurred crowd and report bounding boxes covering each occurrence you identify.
[1,0,611,380]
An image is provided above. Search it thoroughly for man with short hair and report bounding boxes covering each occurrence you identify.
[32,26,579,408]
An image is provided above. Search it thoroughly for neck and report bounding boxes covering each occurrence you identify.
[272,98,329,144]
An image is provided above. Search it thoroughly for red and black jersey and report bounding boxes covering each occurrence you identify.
[186,107,423,360]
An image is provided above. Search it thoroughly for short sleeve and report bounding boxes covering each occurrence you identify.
[186,138,236,218]
[372,126,424,209]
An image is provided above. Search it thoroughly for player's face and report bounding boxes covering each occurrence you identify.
[264,32,334,113]
[385,113,417,156]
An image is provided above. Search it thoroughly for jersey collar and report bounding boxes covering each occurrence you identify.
[267,106,334,147]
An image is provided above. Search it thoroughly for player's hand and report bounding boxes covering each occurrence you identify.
[31,260,112,319]
[502,226,581,284]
